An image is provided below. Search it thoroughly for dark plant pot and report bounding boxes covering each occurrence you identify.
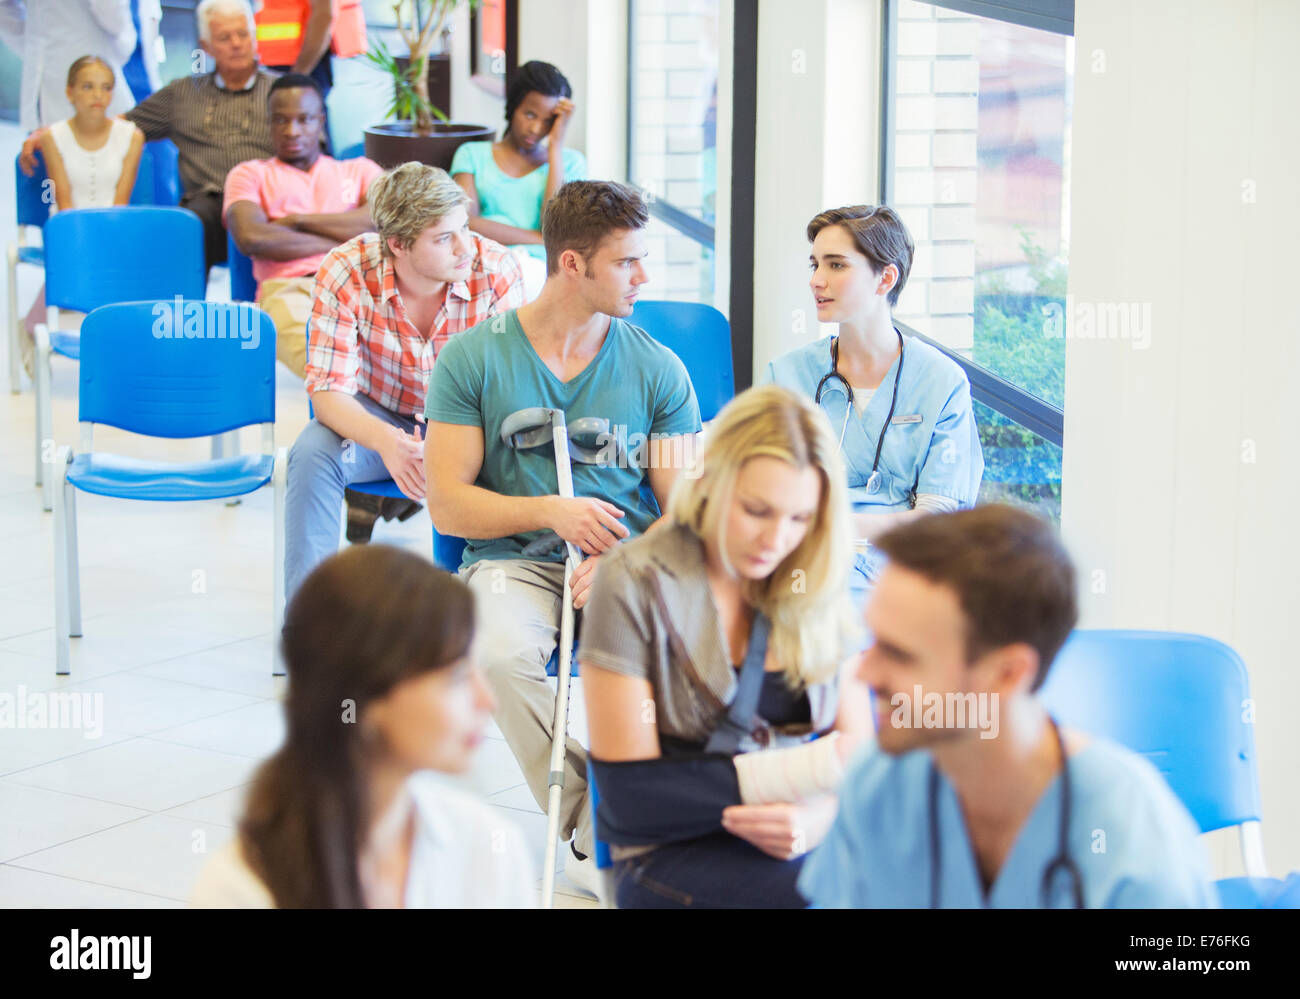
[364,121,495,172]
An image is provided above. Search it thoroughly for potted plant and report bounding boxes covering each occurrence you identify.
[363,0,494,170]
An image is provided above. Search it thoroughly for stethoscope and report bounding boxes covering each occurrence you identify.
[813,328,905,494]
[927,716,1086,908]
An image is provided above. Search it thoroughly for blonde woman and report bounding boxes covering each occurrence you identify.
[579,384,875,908]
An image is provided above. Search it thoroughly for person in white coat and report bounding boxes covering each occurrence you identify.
[190,544,538,909]
[0,0,137,130]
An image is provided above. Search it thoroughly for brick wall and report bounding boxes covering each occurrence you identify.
[631,0,719,304]
[891,0,977,355]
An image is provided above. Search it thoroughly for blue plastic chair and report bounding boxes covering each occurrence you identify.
[7,152,50,393]
[51,301,284,676]
[145,139,182,207]
[336,142,366,160]
[34,206,207,511]
[629,299,735,420]
[227,230,258,303]
[8,143,181,394]
[586,760,613,907]
[1039,629,1278,906]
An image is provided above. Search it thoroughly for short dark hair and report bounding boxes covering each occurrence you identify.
[807,205,914,308]
[874,505,1078,689]
[541,181,648,275]
[504,60,572,129]
[268,72,324,103]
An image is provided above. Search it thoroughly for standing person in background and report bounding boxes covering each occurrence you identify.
[191,545,537,908]
[451,61,585,299]
[122,0,164,103]
[254,0,367,151]
[765,205,983,605]
[0,0,137,130]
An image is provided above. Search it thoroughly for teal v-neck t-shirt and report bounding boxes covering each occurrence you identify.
[424,309,701,567]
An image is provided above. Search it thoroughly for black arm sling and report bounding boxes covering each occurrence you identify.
[591,612,771,846]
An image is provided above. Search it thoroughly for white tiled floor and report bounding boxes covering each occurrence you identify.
[0,122,596,909]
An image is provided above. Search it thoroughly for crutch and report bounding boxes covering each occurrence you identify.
[500,407,619,907]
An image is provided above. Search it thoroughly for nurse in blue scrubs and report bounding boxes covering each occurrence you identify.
[764,205,983,600]
[798,506,1219,909]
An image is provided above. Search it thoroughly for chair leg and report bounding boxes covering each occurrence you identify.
[65,476,82,637]
[1240,820,1269,879]
[35,324,51,499]
[52,448,71,675]
[7,243,20,395]
[272,447,287,677]
[210,430,240,460]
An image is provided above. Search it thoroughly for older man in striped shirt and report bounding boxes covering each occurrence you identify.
[283,163,526,602]
[126,0,275,269]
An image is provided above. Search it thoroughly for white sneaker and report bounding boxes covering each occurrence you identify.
[562,842,601,901]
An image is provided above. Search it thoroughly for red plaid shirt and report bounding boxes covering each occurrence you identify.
[304,232,526,414]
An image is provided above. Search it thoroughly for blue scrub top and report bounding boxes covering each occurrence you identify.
[765,333,983,509]
[764,333,984,586]
[799,738,1220,908]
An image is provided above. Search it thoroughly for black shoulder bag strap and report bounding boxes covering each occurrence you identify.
[703,610,771,756]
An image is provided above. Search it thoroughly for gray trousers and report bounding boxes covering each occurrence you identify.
[462,558,593,857]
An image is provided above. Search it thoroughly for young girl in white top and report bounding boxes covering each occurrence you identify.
[40,55,145,211]
[20,56,146,374]
[190,545,537,908]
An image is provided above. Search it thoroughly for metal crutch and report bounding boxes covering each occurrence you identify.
[499,407,620,907]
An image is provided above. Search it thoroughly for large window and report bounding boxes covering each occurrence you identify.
[628,0,722,309]
[884,0,1072,520]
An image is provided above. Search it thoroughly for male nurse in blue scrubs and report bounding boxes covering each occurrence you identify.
[799,505,1218,908]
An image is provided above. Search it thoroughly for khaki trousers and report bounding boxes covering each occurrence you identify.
[257,276,314,378]
[461,557,593,857]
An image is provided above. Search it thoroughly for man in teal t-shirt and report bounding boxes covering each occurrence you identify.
[424,181,702,888]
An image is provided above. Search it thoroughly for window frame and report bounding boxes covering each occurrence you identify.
[879,0,1068,448]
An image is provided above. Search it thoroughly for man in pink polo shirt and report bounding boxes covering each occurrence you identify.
[224,72,381,378]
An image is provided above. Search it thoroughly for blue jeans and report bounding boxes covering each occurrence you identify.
[614,832,808,909]
[284,392,419,602]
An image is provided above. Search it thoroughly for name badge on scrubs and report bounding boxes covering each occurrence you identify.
[892,414,923,425]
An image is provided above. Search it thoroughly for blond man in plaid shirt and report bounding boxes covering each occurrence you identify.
[284,163,526,601]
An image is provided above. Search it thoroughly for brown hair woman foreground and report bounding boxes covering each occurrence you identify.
[190,545,536,908]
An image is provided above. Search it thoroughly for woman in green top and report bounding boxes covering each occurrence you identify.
[450,60,587,274]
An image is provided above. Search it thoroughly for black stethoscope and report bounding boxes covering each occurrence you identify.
[813,328,904,494]
[927,716,1086,908]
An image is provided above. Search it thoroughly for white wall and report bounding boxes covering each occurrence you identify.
[1063,0,1300,874]
[752,0,881,383]
[448,2,509,132]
